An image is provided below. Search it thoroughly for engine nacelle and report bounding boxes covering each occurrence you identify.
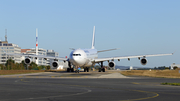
[108,61,116,68]
[24,58,32,65]
[141,58,148,65]
[52,61,59,68]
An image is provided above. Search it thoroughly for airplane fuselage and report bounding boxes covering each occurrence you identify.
[69,49,98,67]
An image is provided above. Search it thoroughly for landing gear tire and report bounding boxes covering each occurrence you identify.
[75,70,79,73]
[98,68,101,72]
[87,67,89,72]
[67,68,70,72]
[67,68,74,72]
[102,68,105,72]
[71,68,74,72]
[84,68,87,72]
[84,67,89,72]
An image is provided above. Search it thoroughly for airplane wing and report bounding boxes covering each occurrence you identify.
[4,53,68,61]
[29,55,68,60]
[97,48,119,53]
[92,53,173,63]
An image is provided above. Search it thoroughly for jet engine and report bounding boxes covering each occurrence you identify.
[51,61,59,68]
[141,58,147,65]
[24,58,32,65]
[108,61,116,68]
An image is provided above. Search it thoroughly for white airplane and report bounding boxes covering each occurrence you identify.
[5,26,173,72]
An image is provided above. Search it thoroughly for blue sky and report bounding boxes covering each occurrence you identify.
[0,0,179,67]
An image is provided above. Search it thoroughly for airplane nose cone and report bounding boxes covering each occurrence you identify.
[73,56,81,65]
[69,49,87,66]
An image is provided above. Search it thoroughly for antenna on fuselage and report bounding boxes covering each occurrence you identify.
[91,26,95,49]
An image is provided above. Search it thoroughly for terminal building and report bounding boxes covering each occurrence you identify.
[0,37,21,64]
[171,63,180,69]
[46,50,68,70]
[46,49,59,65]
[0,33,68,70]
[21,48,68,69]
[21,48,48,66]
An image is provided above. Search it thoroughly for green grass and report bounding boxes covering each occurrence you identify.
[120,70,180,78]
[161,82,180,86]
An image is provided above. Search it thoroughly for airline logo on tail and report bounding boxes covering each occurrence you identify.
[36,28,38,47]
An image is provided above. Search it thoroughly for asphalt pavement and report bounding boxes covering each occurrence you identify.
[0,71,180,101]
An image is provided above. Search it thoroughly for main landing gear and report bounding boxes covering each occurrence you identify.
[67,62,74,72]
[84,67,89,72]
[99,61,105,72]
[67,68,74,72]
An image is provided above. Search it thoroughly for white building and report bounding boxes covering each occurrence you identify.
[21,48,47,66]
[0,41,21,64]
[171,63,180,70]
[46,50,68,69]
[46,50,59,65]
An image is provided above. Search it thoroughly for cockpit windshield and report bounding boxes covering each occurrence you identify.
[73,54,81,56]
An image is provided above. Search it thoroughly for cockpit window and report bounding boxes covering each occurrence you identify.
[73,54,81,56]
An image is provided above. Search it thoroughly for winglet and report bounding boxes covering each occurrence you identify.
[172,51,176,55]
[91,26,95,49]
[69,48,75,50]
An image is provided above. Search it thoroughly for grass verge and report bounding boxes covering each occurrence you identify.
[161,82,180,86]
[0,70,45,75]
[120,69,180,78]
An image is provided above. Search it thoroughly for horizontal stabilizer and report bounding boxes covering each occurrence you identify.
[69,48,75,50]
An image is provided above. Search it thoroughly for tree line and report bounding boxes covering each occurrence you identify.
[0,59,50,70]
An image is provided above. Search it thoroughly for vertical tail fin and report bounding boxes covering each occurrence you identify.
[36,28,38,64]
[36,28,38,55]
[91,26,95,49]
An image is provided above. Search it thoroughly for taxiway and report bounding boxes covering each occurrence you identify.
[0,71,180,101]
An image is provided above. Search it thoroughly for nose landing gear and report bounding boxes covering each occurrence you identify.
[75,70,79,73]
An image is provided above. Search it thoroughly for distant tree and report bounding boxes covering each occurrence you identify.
[5,59,15,70]
[154,67,157,70]
[20,60,27,69]
[46,65,50,70]
[19,62,25,70]
[38,65,46,70]
[165,67,170,69]
[15,63,24,70]
[0,64,5,70]
[29,62,38,70]
[28,66,33,70]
